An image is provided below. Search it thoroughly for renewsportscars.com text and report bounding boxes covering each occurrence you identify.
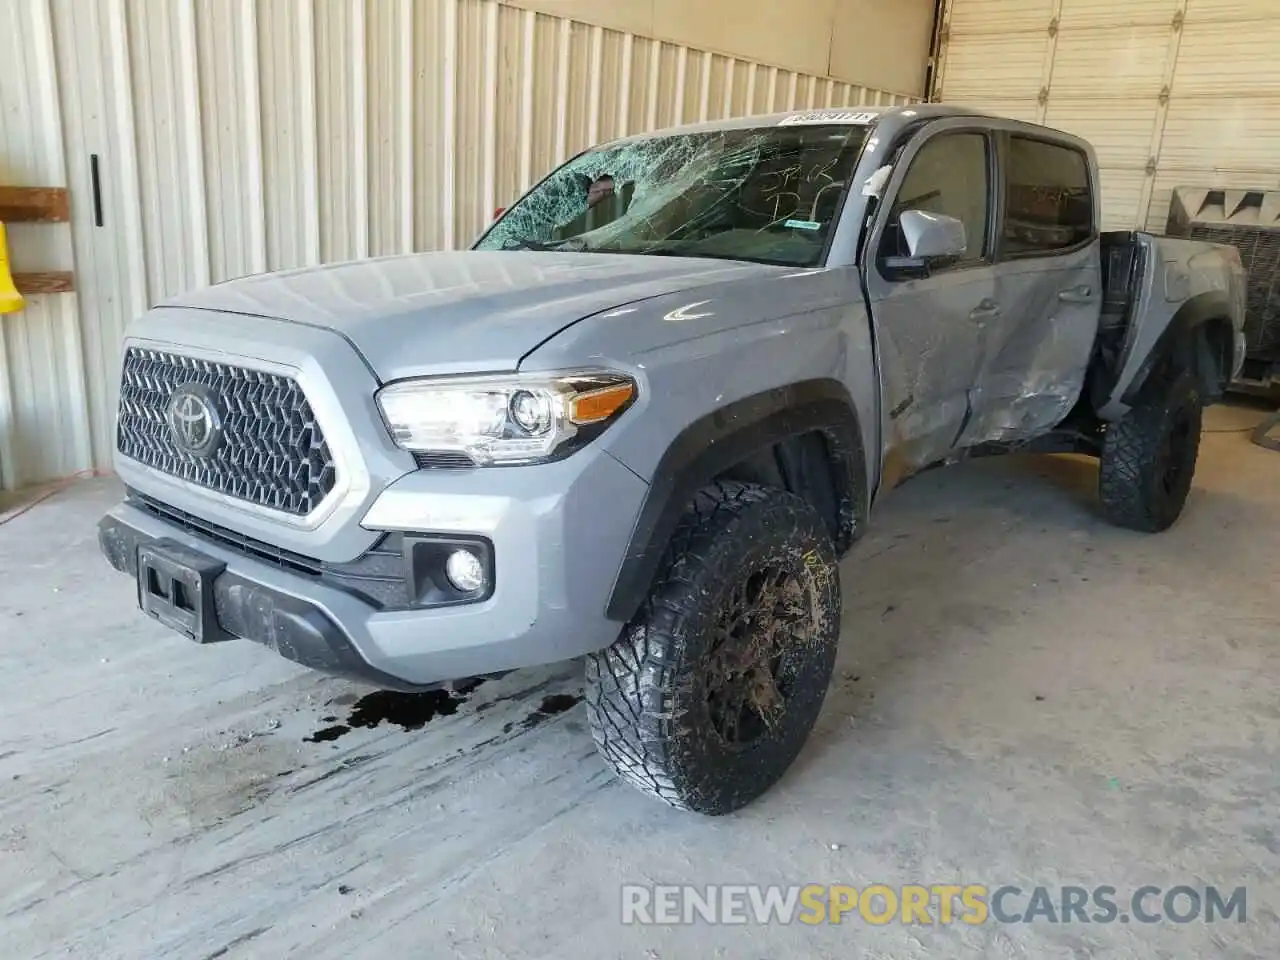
[621,884,1247,926]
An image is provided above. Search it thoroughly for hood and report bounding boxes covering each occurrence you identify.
[162,251,784,380]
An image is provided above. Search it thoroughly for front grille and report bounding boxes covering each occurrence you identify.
[116,347,336,516]
[130,492,410,608]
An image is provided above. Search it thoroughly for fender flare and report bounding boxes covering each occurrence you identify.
[605,378,868,623]
[1120,289,1235,405]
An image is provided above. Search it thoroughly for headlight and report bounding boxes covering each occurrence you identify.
[376,371,637,466]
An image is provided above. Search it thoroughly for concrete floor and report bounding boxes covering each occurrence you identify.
[1,404,1277,960]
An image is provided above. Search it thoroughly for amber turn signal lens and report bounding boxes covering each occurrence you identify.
[569,382,635,424]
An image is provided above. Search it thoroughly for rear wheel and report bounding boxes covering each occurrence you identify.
[1098,369,1203,532]
[585,481,840,815]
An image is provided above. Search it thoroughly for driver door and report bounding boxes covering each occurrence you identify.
[864,125,999,485]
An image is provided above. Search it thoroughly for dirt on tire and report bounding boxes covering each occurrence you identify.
[584,480,841,815]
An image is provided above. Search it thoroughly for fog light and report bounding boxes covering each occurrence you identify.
[445,549,486,592]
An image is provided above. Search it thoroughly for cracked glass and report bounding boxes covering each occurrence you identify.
[474,125,871,267]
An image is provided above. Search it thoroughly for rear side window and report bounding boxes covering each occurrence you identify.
[1002,136,1093,254]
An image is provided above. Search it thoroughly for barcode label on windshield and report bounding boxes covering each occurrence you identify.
[778,111,879,126]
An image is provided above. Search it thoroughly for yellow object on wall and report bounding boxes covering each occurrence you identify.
[0,222,24,315]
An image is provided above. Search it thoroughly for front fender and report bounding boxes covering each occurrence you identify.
[603,380,868,622]
[517,265,881,624]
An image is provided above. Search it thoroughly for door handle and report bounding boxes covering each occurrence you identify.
[1058,285,1094,304]
[969,298,1001,321]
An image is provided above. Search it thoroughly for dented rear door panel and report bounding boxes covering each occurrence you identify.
[960,242,1102,446]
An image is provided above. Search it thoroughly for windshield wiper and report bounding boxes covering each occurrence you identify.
[504,238,558,251]
[624,246,788,266]
[503,236,589,252]
[634,244,697,258]
[633,245,756,263]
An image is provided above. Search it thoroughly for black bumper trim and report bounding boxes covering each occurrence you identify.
[126,490,412,610]
[98,512,439,692]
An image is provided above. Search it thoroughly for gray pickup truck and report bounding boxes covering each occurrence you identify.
[100,105,1246,814]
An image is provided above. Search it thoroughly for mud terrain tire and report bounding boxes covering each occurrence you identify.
[585,481,841,815]
[1099,369,1203,532]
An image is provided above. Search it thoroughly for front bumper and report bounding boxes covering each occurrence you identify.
[99,450,649,690]
[99,512,426,689]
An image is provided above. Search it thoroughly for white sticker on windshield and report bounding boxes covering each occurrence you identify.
[784,219,822,231]
[778,111,879,126]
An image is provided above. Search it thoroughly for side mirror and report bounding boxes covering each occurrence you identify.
[901,209,967,259]
[883,209,968,278]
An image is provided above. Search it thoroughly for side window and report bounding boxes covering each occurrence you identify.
[1003,137,1093,255]
[879,132,990,267]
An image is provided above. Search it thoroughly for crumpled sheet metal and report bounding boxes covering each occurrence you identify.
[962,309,1084,448]
[879,291,1087,484]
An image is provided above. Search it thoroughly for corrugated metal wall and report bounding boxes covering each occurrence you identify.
[0,0,96,488]
[0,0,917,491]
[934,0,1280,233]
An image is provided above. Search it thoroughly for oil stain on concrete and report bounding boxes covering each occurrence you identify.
[303,681,583,743]
[305,681,487,742]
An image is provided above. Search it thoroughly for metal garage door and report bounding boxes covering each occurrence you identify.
[934,0,1280,232]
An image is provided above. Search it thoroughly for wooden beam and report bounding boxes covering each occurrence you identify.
[0,186,70,223]
[12,272,75,295]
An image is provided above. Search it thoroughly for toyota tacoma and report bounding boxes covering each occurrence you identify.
[100,105,1247,814]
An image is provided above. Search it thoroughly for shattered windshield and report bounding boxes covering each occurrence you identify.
[473,124,870,267]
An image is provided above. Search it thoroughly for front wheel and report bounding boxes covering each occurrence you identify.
[585,481,841,815]
[1098,369,1203,532]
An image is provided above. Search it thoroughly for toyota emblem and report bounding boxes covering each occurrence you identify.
[166,384,223,458]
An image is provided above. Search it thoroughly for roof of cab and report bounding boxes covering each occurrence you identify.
[599,103,1096,162]
[608,103,994,142]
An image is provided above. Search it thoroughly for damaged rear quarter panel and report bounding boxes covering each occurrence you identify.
[1097,235,1247,419]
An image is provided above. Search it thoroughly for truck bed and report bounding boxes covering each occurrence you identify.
[1090,230,1245,417]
